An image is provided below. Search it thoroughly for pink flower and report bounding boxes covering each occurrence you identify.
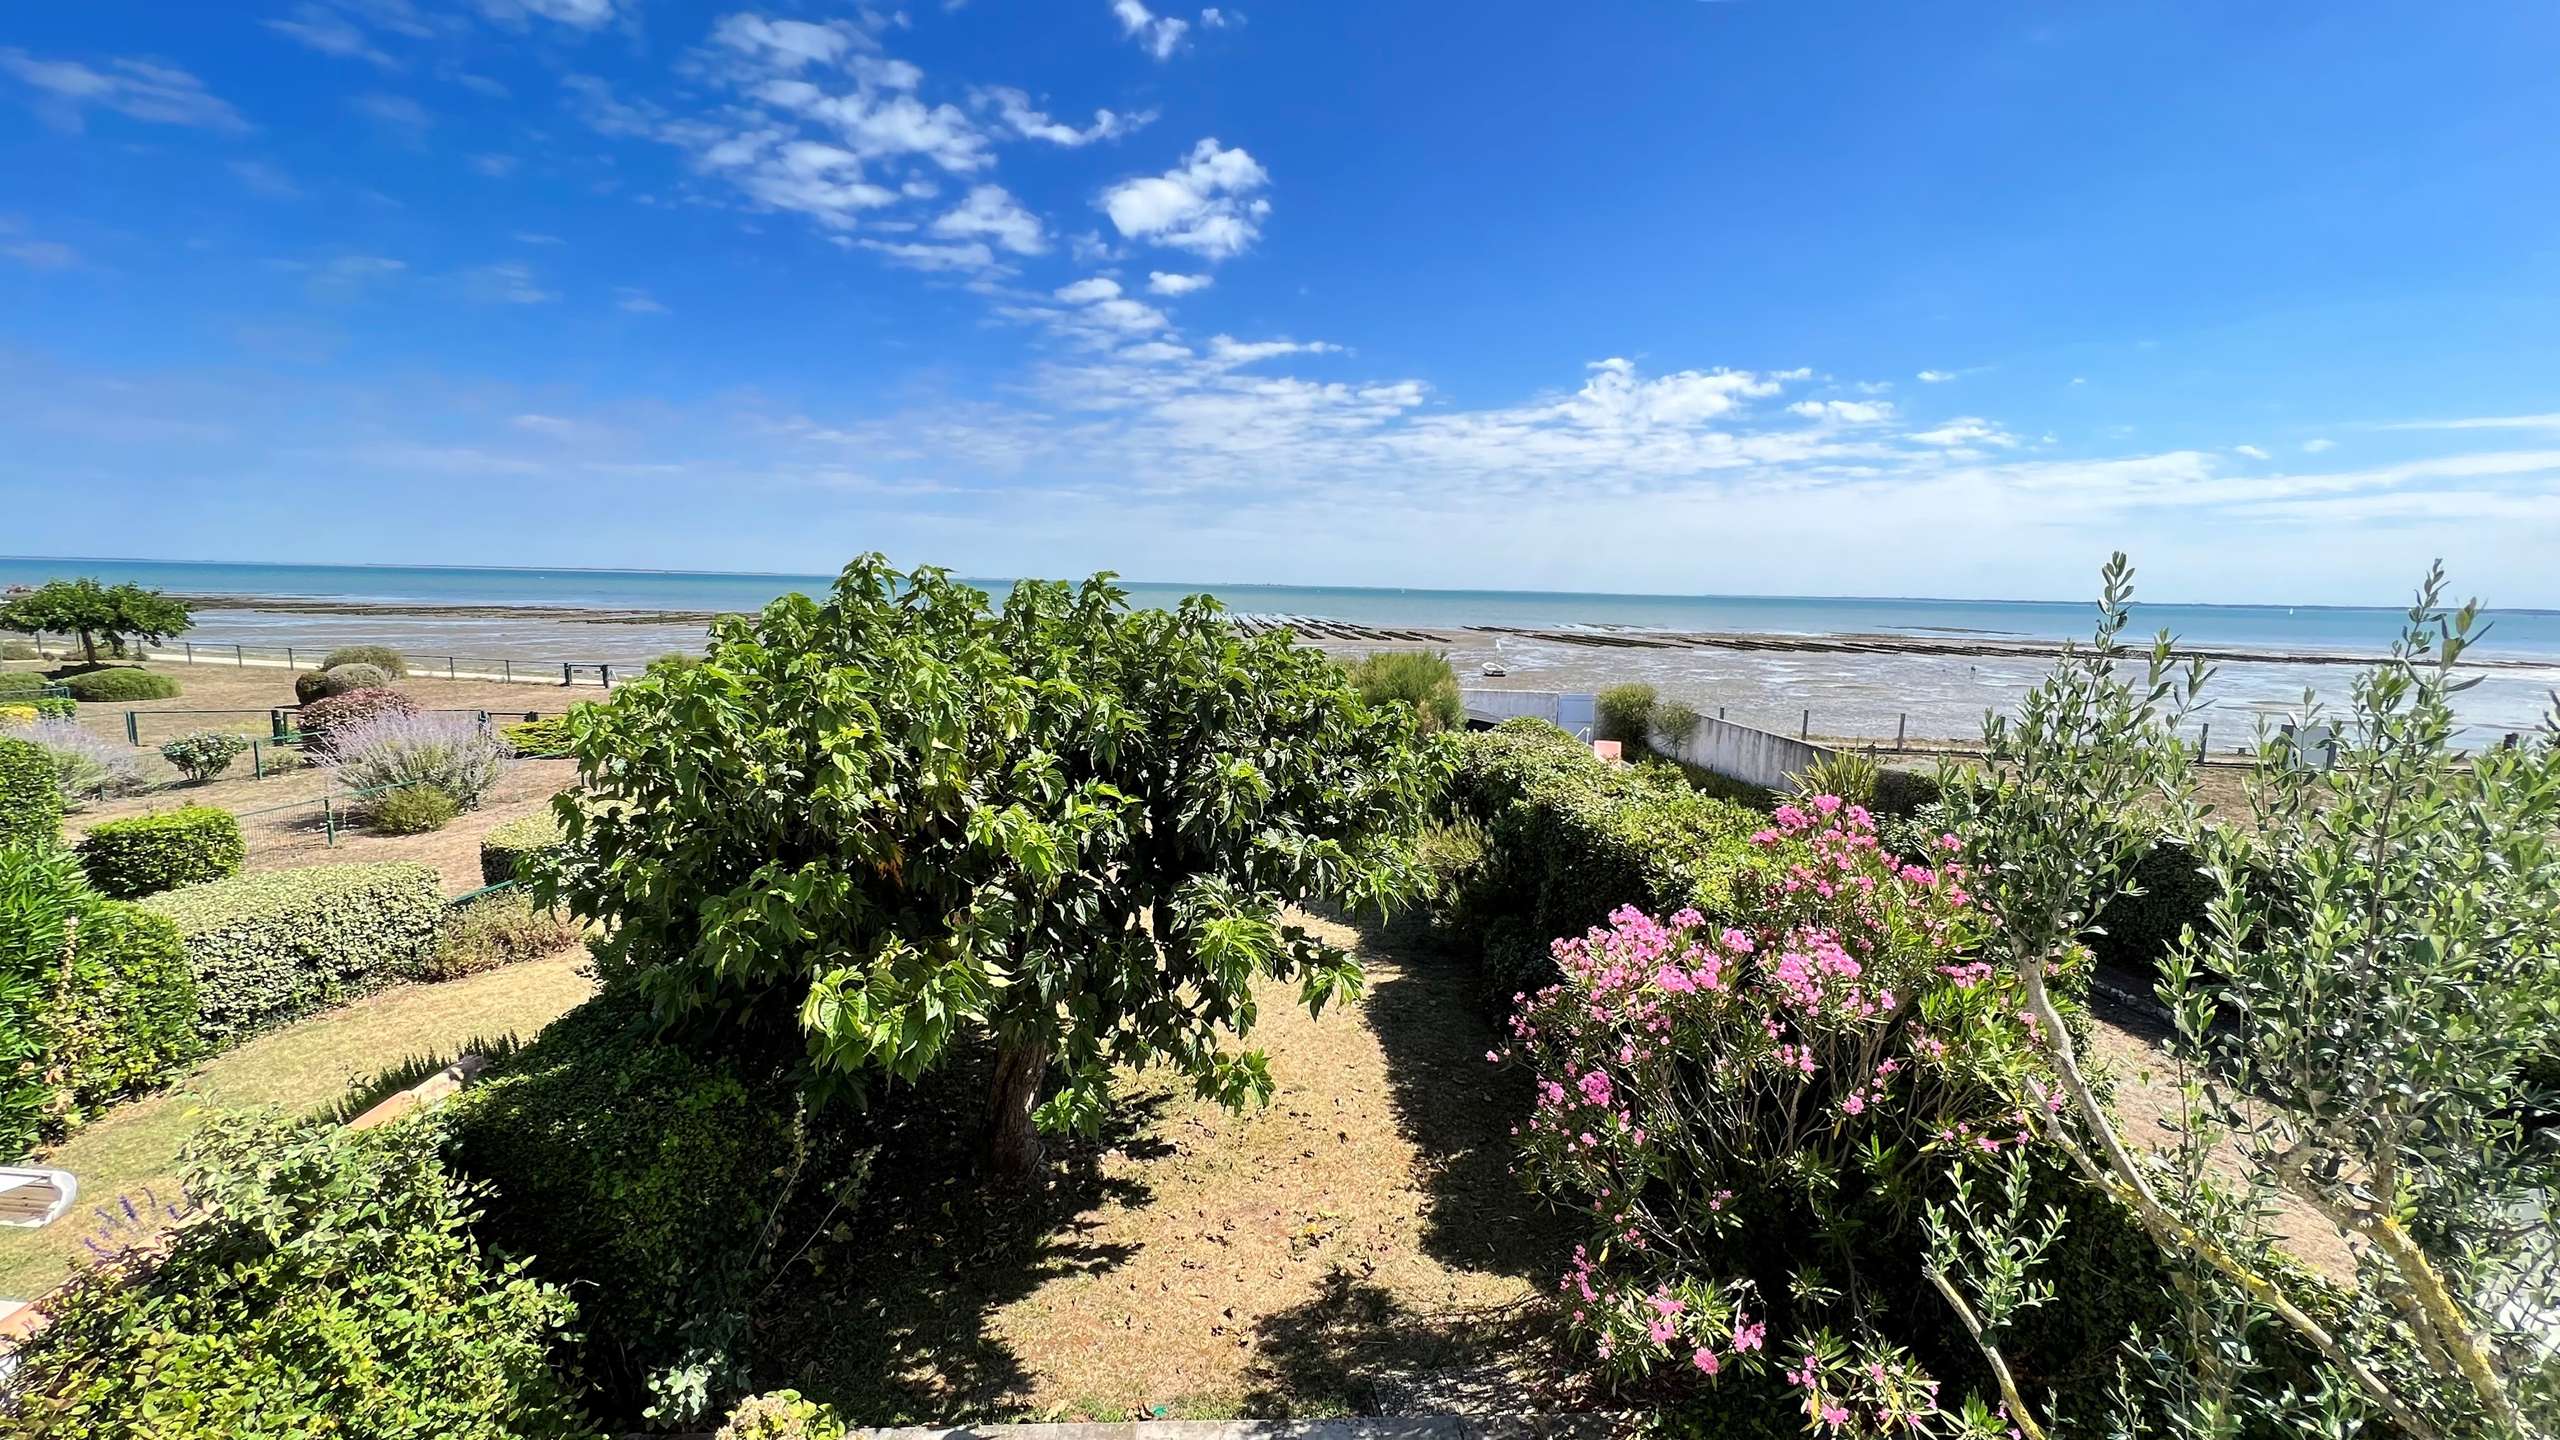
[1692,1346,1722,1375]
[1733,1321,1765,1352]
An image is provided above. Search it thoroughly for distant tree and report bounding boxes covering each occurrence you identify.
[534,555,1444,1178]
[1344,649,1464,733]
[0,579,192,666]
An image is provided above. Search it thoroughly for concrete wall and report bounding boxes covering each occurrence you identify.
[1656,714,1837,792]
[1457,689,1597,740]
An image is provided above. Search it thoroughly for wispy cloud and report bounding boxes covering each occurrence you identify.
[1100,138,1270,259]
[1110,0,1190,60]
[264,4,400,68]
[0,49,248,133]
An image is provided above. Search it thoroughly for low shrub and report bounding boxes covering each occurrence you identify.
[371,783,460,835]
[0,735,64,846]
[320,644,410,678]
[480,809,565,886]
[644,651,703,677]
[30,694,75,720]
[2087,831,2227,982]
[1870,764,1944,818]
[159,728,250,782]
[502,715,576,756]
[60,667,180,702]
[294,668,340,704]
[1655,697,1703,748]
[0,702,31,725]
[1594,682,1658,744]
[77,806,247,898]
[4,716,144,805]
[448,987,871,1425]
[328,710,510,808]
[0,845,201,1154]
[427,891,581,980]
[297,661,391,705]
[298,684,420,747]
[3,1114,597,1440]
[0,670,52,696]
[719,1391,849,1440]
[2,638,39,659]
[142,862,444,1044]
[1446,720,1771,1011]
[1345,650,1464,733]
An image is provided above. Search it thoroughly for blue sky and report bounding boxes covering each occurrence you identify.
[4,2,2559,605]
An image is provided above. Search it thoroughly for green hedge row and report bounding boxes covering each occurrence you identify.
[479,809,564,886]
[1,736,62,847]
[1444,719,1772,1010]
[60,667,181,702]
[143,862,444,1043]
[0,671,53,697]
[0,844,202,1156]
[77,806,246,899]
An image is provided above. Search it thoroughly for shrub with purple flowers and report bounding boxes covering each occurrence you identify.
[324,709,509,810]
[1502,798,2091,1434]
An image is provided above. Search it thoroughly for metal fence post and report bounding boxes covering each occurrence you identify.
[503,659,513,683]
[1896,713,1907,749]
[286,647,296,669]
[561,662,572,686]
[447,656,456,680]
[252,739,263,779]
[1800,709,1811,741]
[1717,706,1726,720]
[234,643,244,668]
[185,640,194,664]
[2197,722,2210,757]
[323,795,336,846]
[125,710,139,746]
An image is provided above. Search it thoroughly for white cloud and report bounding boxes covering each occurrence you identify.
[1055,276,1123,303]
[711,14,866,69]
[929,184,1045,256]
[975,86,1150,146]
[477,0,616,28]
[860,238,995,272]
[1111,0,1190,59]
[1100,138,1271,259]
[471,153,519,177]
[1909,417,2017,449]
[0,49,249,133]
[1200,7,1232,26]
[2382,413,2560,432]
[1207,335,1341,368]
[2233,444,2270,460]
[2302,438,2335,454]
[1148,270,1211,295]
[461,261,557,304]
[1788,399,1895,424]
[5,239,79,269]
[350,91,433,139]
[615,286,668,313]
[1916,369,1954,383]
[264,4,400,67]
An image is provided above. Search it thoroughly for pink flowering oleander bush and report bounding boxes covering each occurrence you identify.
[1503,797,2126,1434]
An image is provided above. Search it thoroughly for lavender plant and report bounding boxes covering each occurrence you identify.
[323,710,509,810]
[3,716,145,805]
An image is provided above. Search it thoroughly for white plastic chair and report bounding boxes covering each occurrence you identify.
[0,1168,77,1229]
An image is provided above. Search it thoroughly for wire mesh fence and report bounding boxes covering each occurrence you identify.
[9,634,629,688]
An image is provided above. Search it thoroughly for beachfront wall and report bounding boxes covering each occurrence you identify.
[1458,689,1597,740]
[1654,713,1836,792]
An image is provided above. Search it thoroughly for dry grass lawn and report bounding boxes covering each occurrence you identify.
[0,948,596,1300]
[756,912,1570,1423]
[9,657,586,893]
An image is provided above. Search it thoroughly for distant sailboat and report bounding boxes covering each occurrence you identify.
[1481,661,1506,677]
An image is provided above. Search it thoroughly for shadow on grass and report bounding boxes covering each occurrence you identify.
[1245,1269,1554,1418]
[748,1047,1171,1423]
[1349,910,1573,1282]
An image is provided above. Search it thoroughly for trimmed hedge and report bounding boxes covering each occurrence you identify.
[0,671,51,697]
[61,667,180,702]
[297,662,390,705]
[0,845,201,1155]
[480,809,565,886]
[1445,719,1772,1010]
[448,987,863,1422]
[78,806,247,899]
[320,644,410,678]
[143,862,444,1043]
[0,735,63,847]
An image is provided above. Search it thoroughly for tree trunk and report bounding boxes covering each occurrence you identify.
[77,627,97,664]
[986,1040,1053,1182]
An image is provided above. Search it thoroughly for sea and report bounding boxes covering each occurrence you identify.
[7,557,2556,745]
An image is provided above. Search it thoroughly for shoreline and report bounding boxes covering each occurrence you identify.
[158,589,2560,672]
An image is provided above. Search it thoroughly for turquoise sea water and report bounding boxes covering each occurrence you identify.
[8,556,2559,659]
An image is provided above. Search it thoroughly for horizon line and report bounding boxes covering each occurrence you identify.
[2,551,2547,618]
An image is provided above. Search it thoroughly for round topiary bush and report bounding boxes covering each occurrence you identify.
[296,663,389,705]
[318,645,409,678]
[297,686,419,750]
[60,667,180,703]
[77,806,248,899]
[160,729,251,783]
[369,784,459,835]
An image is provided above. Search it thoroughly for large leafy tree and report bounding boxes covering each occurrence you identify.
[0,578,193,665]
[533,555,1443,1176]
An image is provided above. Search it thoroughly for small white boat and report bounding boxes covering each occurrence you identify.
[1481,661,1507,677]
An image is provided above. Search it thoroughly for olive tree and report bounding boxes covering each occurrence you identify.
[1937,557,2560,1440]
[0,578,193,665]
[533,556,1443,1177]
